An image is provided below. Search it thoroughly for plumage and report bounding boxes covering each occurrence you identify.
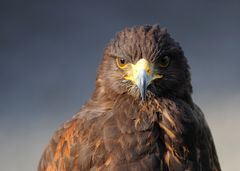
[38,25,221,171]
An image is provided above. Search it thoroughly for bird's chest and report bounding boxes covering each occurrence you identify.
[100,97,195,170]
[101,106,163,170]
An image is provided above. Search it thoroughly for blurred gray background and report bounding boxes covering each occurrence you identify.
[0,0,239,170]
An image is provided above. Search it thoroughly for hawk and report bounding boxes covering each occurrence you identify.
[38,25,221,171]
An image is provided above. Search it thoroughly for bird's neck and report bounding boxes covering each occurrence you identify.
[87,85,194,113]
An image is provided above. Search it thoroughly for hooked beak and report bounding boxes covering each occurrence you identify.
[135,67,150,100]
[124,58,162,101]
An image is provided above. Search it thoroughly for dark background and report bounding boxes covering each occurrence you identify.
[0,0,239,170]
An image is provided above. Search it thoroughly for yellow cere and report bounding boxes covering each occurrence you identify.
[124,58,163,84]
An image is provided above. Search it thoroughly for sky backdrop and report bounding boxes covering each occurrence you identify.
[0,0,240,170]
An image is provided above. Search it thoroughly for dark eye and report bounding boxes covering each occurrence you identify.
[116,57,128,68]
[159,56,170,68]
[120,58,126,65]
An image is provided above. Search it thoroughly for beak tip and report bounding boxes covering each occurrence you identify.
[139,86,146,101]
[141,96,146,101]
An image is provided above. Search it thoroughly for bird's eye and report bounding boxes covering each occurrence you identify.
[159,56,170,68]
[116,57,128,69]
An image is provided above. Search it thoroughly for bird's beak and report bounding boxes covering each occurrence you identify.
[124,58,162,101]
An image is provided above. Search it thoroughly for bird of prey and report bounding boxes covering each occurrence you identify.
[38,25,221,171]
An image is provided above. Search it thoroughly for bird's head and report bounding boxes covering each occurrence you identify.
[95,25,192,103]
